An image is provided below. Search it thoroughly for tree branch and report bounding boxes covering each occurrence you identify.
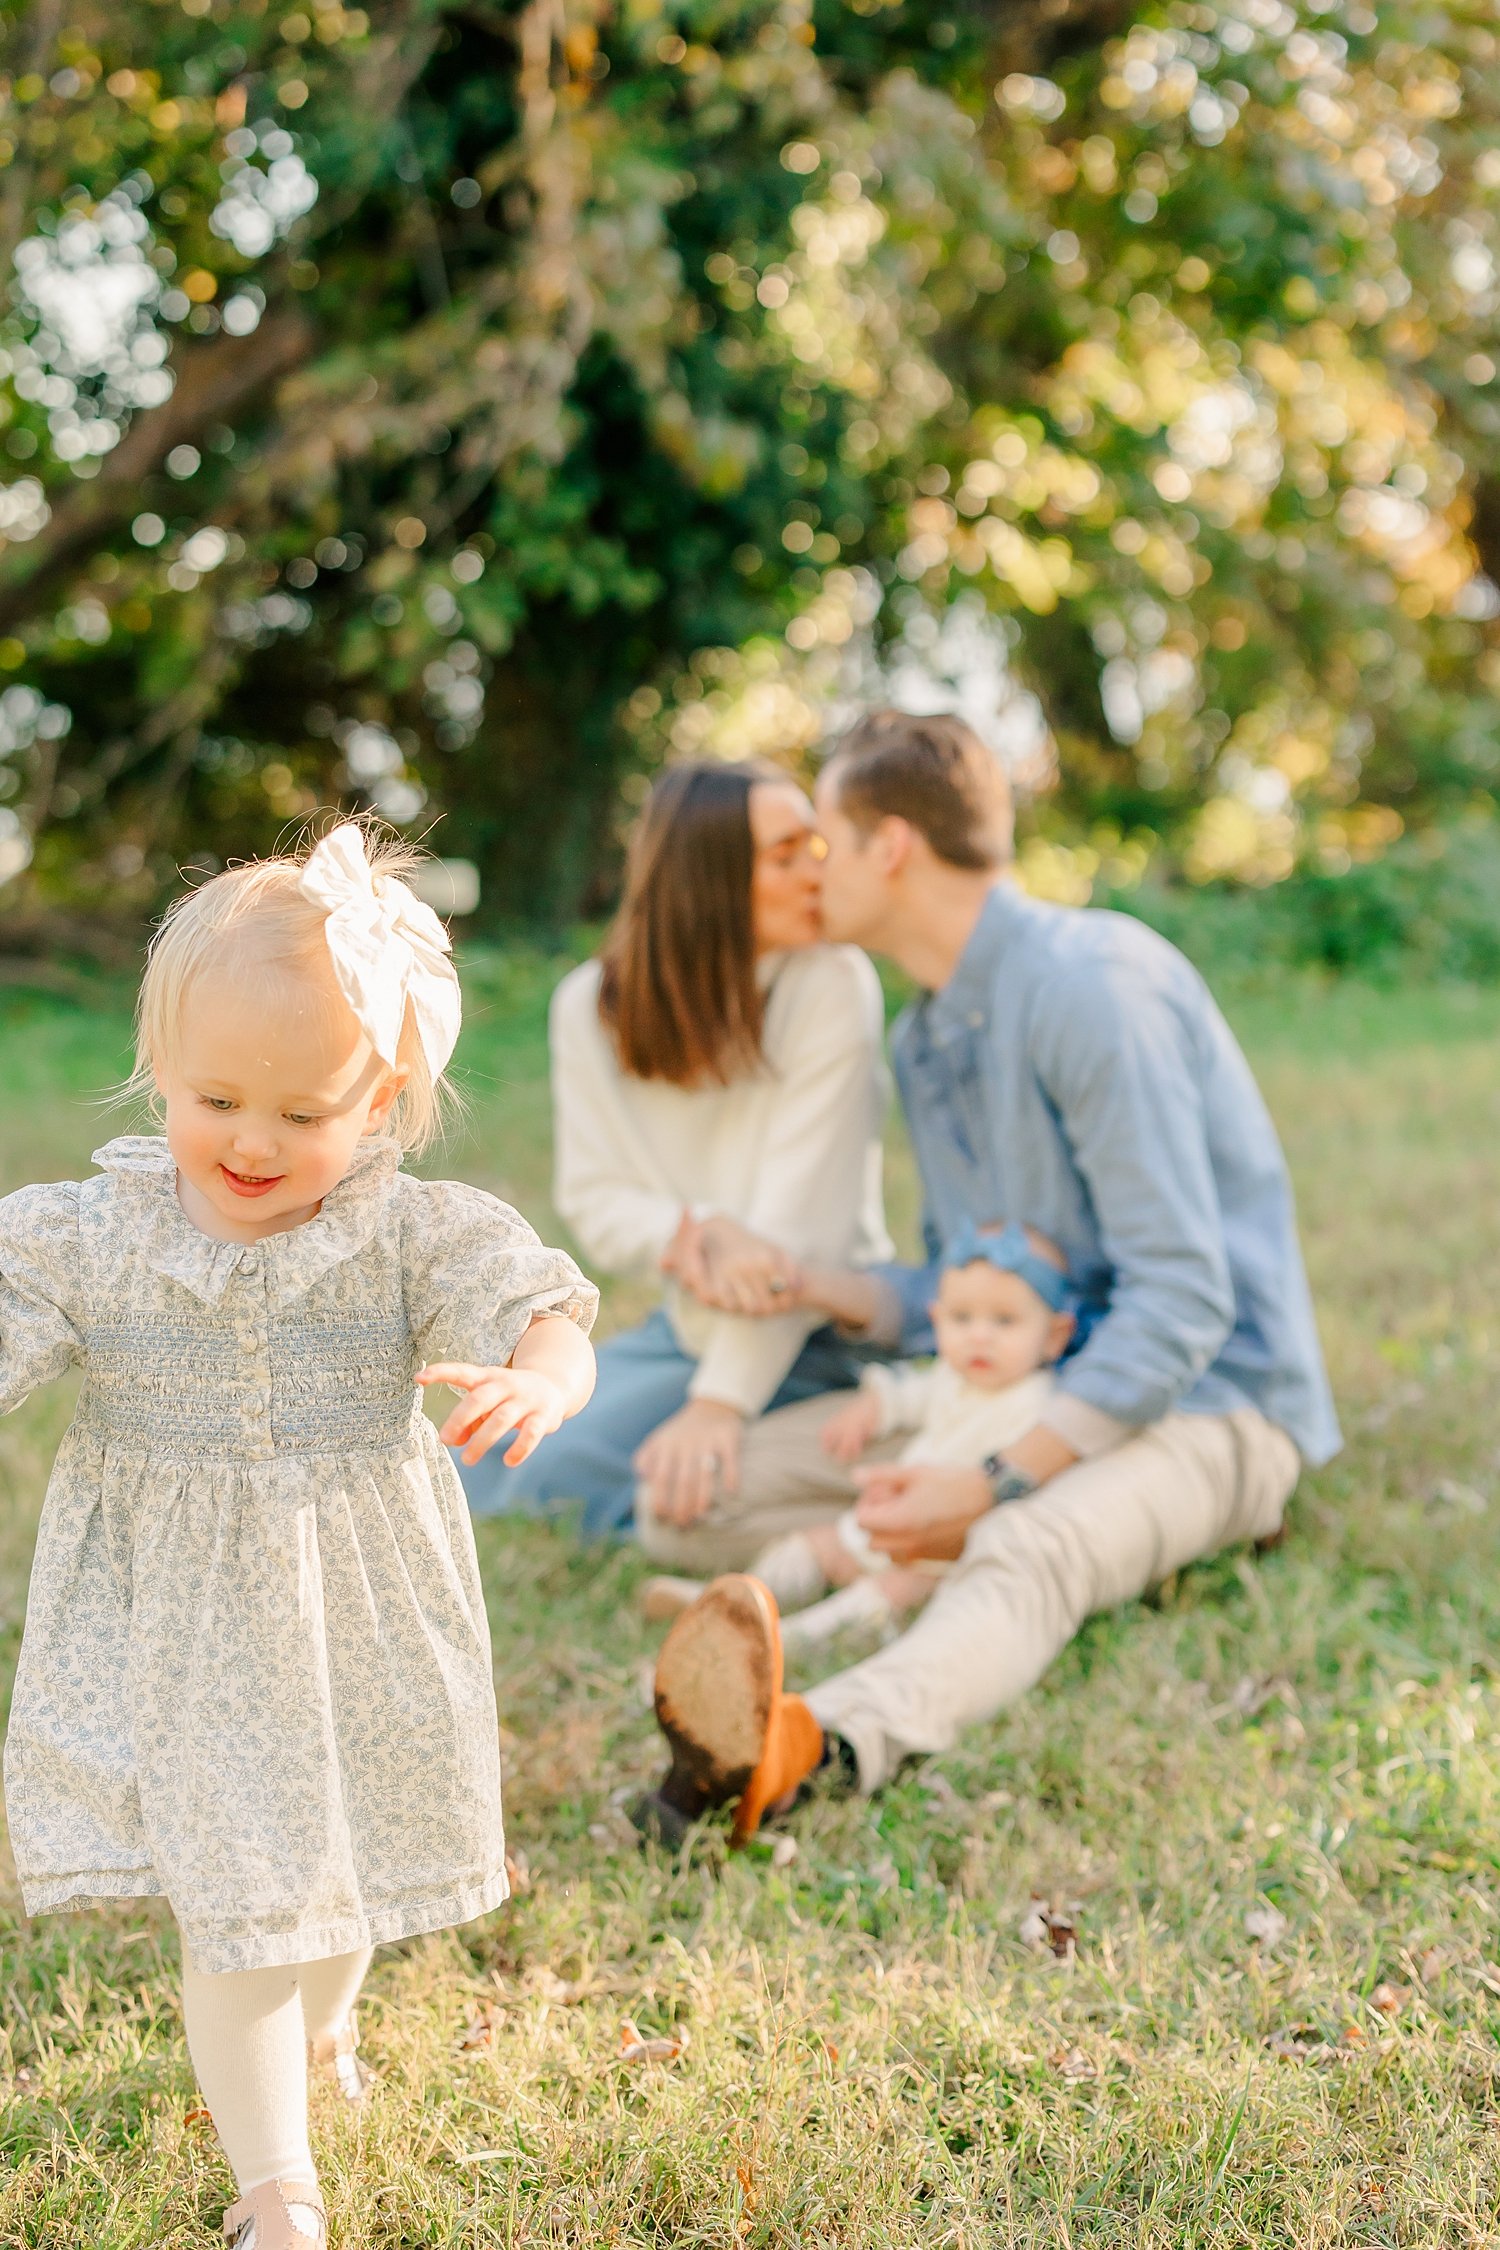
[0,305,317,634]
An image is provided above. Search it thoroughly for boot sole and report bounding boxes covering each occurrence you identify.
[653,1575,780,1810]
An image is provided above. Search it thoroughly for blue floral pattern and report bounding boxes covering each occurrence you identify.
[0,1135,596,1972]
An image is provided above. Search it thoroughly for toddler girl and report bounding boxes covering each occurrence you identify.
[749,1223,1072,1649]
[0,826,597,2249]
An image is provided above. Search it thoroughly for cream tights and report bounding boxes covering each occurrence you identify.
[180,1945,373,2195]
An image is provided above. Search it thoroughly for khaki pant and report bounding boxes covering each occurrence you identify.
[635,1391,905,1571]
[637,1395,1300,1793]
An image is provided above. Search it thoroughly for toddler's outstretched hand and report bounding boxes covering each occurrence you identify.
[821,1388,883,1463]
[419,1363,569,1467]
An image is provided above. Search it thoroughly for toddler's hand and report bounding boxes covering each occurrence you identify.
[419,1362,568,1467]
[821,1390,882,1463]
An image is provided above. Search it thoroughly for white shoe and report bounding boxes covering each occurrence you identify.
[639,1574,709,1622]
[747,1533,829,1612]
[777,1575,895,1651]
[309,2012,373,2103]
[222,2178,325,2247]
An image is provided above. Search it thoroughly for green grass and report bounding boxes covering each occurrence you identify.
[6,958,1500,2246]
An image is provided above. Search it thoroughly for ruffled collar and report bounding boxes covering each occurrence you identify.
[91,1134,402,1304]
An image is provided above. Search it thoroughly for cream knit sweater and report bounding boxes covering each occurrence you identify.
[550,945,893,1416]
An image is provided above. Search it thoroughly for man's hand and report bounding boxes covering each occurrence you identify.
[420,1363,570,1468]
[851,1462,993,1564]
[852,1421,1082,1563]
[820,1387,884,1463]
[635,1396,745,1527]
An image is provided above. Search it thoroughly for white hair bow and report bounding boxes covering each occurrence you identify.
[299,825,462,1078]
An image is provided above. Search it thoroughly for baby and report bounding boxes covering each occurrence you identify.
[752,1222,1074,1649]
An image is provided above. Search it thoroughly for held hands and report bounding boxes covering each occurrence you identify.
[661,1211,803,1318]
[820,1387,884,1463]
[419,1363,571,1468]
[851,1462,993,1565]
[850,1425,1078,1563]
[635,1396,744,1528]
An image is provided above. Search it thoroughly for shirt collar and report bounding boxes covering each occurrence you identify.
[91,1134,402,1304]
[919,880,1023,1046]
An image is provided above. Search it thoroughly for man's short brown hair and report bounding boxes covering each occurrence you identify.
[826,709,1013,871]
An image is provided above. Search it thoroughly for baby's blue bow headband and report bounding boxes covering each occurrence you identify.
[941,1219,1070,1313]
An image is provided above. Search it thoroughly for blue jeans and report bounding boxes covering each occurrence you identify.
[456,1308,864,1539]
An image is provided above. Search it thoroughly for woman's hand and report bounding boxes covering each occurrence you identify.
[666,1213,804,1317]
[419,1362,571,1467]
[820,1388,884,1463]
[635,1397,744,1527]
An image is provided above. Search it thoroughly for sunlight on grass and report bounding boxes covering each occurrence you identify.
[5,962,1500,2246]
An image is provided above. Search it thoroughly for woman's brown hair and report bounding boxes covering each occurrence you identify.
[597,760,770,1086]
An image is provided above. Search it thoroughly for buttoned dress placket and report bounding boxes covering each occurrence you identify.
[234,1247,276,1467]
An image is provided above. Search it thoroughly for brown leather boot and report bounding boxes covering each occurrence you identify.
[640,1574,825,1848]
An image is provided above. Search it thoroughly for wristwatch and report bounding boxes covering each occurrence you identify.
[981,1452,1039,1508]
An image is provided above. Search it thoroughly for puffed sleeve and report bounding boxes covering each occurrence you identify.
[400,1176,599,1369]
[0,1180,85,1413]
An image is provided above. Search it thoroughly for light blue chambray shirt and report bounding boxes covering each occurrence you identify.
[875,883,1341,1466]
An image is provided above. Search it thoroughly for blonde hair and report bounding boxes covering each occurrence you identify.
[130,821,454,1153]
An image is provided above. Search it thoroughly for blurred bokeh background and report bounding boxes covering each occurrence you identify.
[0,0,1496,959]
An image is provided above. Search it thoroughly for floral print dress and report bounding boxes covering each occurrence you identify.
[0,1135,596,1973]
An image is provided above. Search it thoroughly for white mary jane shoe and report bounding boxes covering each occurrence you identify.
[309,2012,374,2104]
[222,2177,326,2248]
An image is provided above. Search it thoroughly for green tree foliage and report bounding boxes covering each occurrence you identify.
[0,0,1495,928]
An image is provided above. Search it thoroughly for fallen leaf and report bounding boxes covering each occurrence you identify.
[617,2017,688,2066]
[736,2161,757,2210]
[458,2008,496,2051]
[1245,1902,1288,1948]
[503,1846,530,1894]
[183,2105,213,2129]
[1340,2022,1366,2047]
[1043,1909,1078,1962]
[1265,2023,1337,2064]
[1370,1982,1409,2017]
[1049,2045,1097,2082]
[1019,1894,1079,1960]
[528,1967,588,2005]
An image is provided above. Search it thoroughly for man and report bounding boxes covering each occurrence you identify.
[633,709,1339,1843]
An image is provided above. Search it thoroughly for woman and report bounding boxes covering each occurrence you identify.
[458,758,892,1537]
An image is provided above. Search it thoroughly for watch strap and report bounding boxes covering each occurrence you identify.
[981,1451,1039,1508]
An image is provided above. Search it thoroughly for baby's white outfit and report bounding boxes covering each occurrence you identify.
[0,1134,596,1975]
[754,1360,1056,1647]
[863,1357,1056,1473]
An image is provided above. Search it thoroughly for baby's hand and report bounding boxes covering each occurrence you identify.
[821,1389,882,1463]
[419,1362,568,1467]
